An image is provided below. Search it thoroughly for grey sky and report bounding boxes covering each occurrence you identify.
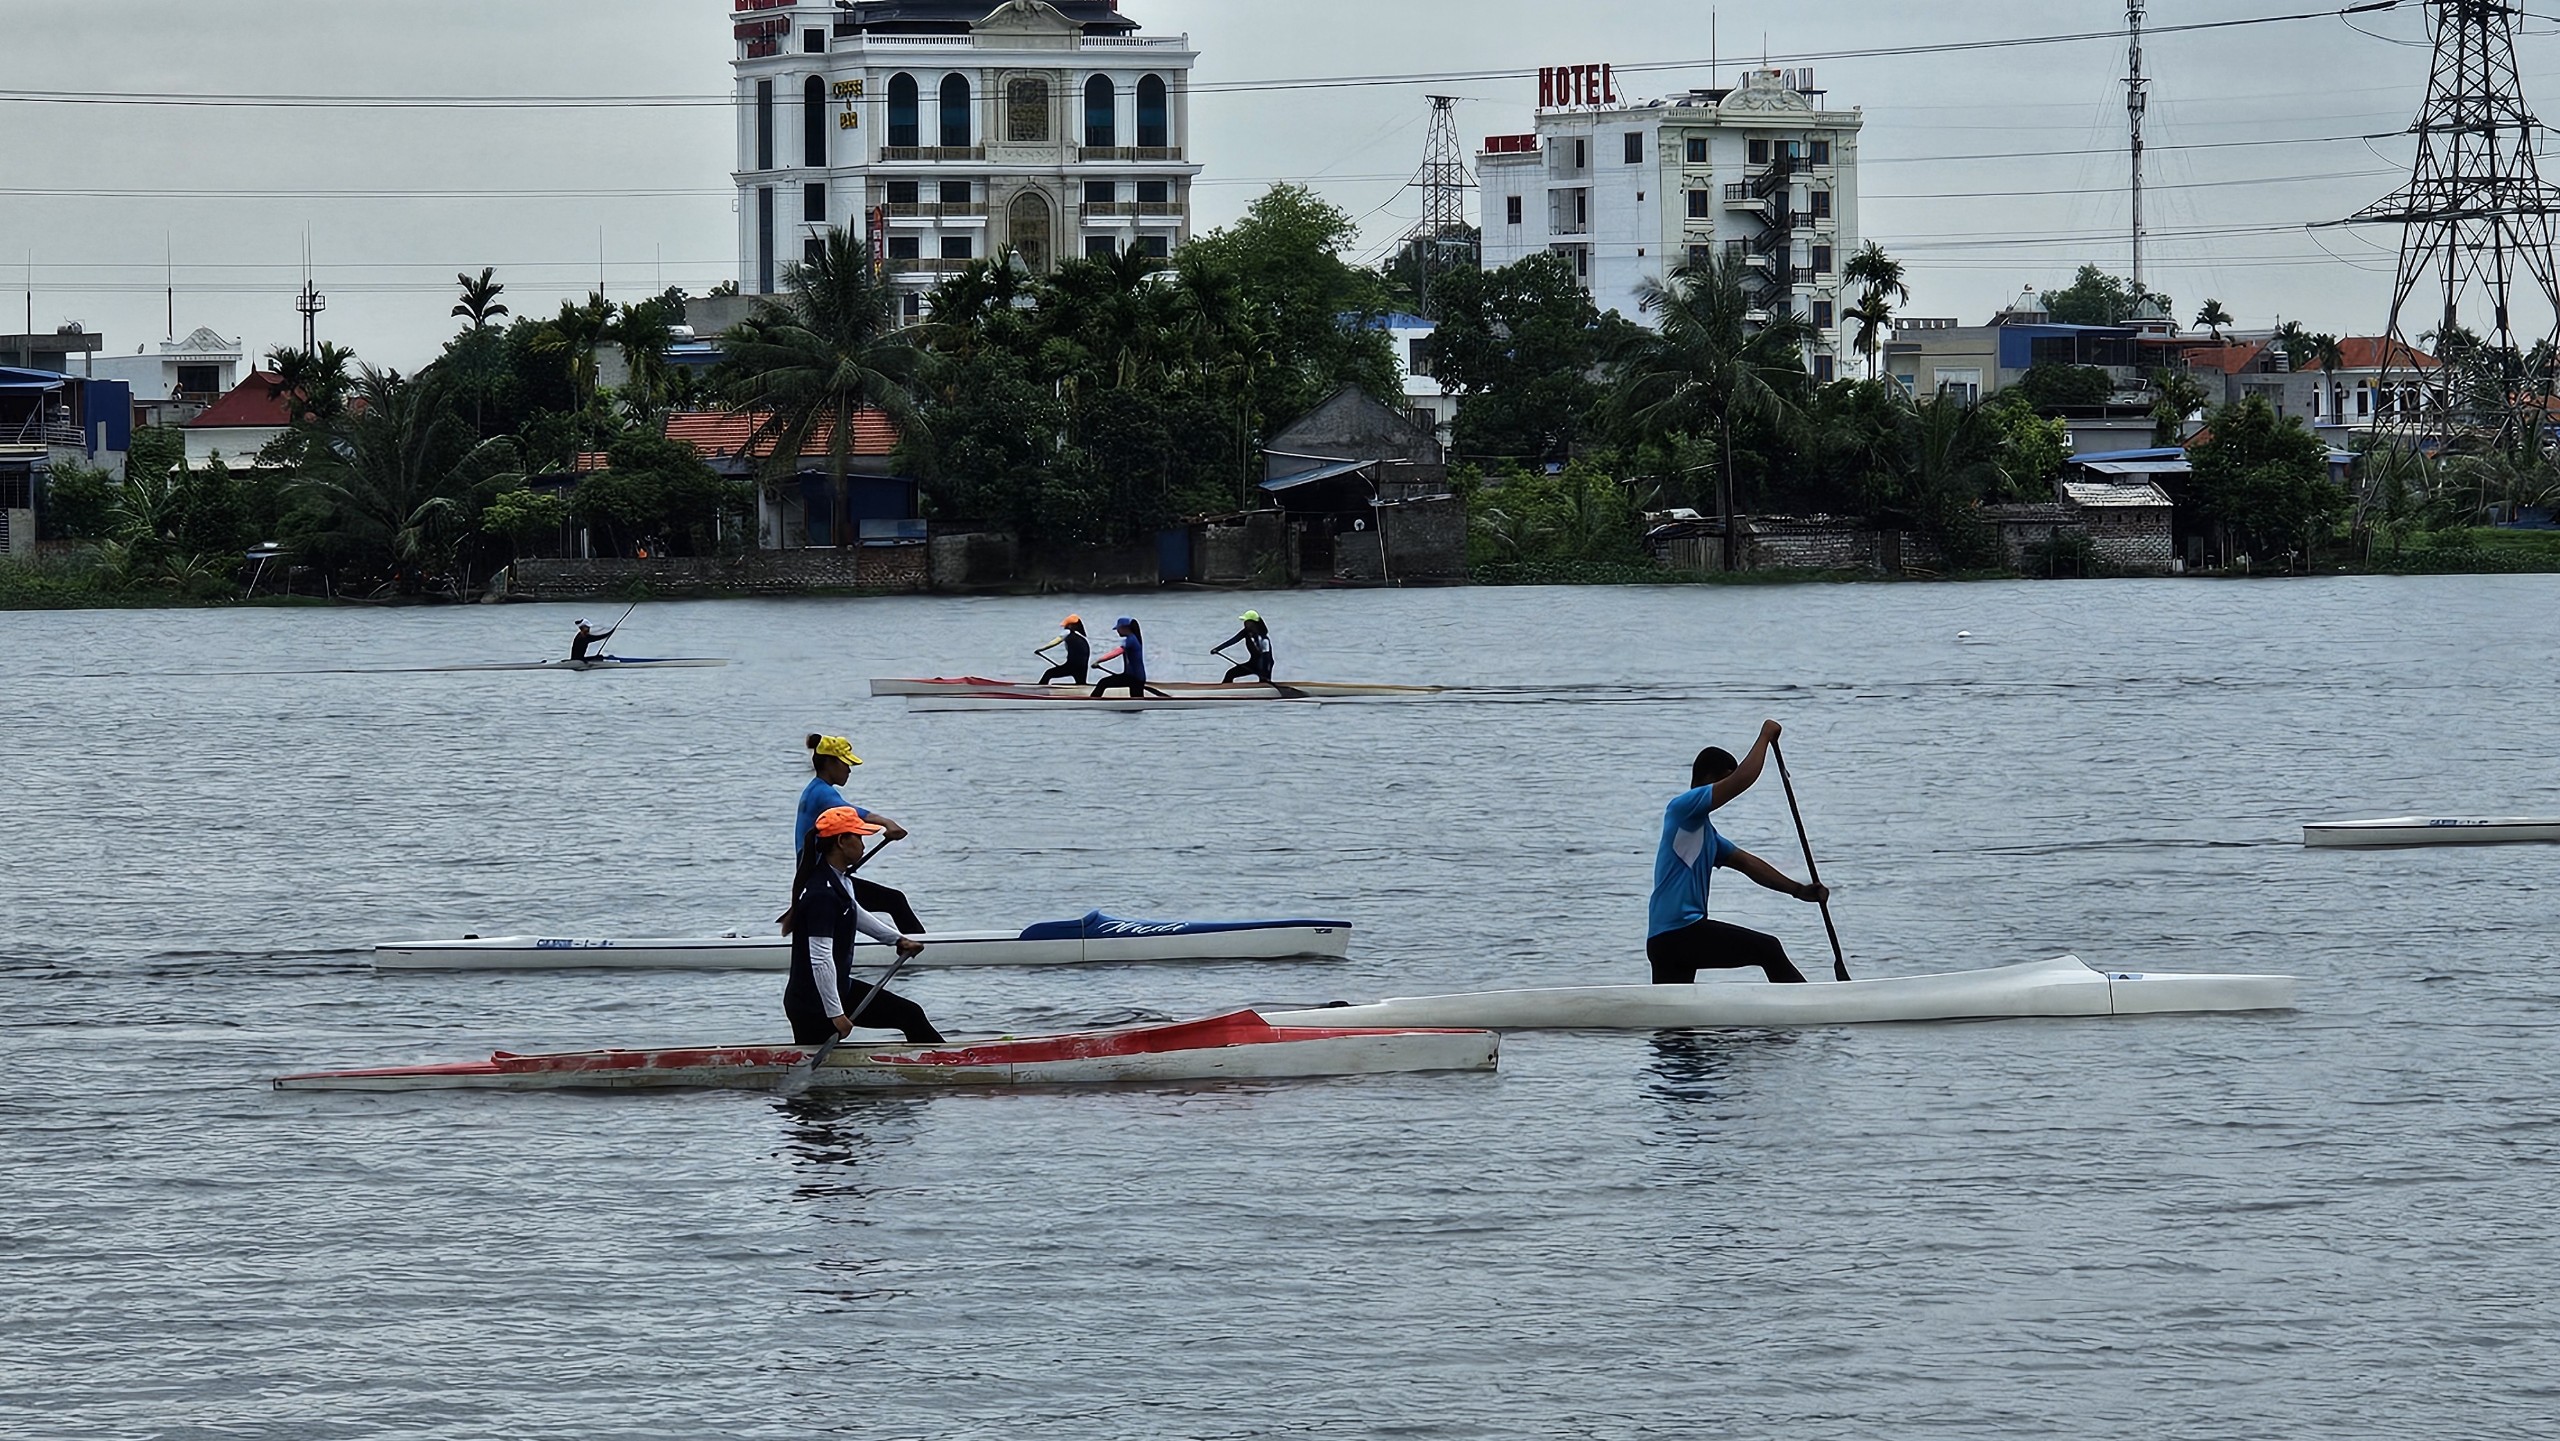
[0,1,2512,372]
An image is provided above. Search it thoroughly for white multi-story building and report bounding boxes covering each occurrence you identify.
[1477,67,1863,379]
[86,327,244,427]
[731,0,1200,319]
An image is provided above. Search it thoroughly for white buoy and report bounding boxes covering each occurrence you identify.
[1956,630,1972,639]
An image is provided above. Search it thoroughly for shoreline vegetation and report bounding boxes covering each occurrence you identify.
[9,527,2558,611]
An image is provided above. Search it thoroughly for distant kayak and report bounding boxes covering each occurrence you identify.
[2303,816,2560,848]
[271,1010,1498,1092]
[374,912,1354,970]
[871,676,1441,699]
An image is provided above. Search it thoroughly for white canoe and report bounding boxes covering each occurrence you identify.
[871,675,1441,699]
[2303,816,2560,848]
[1258,954,2297,1031]
[909,689,1308,712]
[271,1011,1498,1092]
[374,912,1353,971]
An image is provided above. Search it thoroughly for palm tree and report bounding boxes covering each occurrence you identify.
[2271,320,2314,374]
[1846,291,1897,386]
[263,342,357,426]
[452,267,509,331]
[607,297,681,424]
[1840,241,1909,380]
[1614,254,1818,561]
[2194,299,2234,342]
[531,293,615,408]
[714,227,927,549]
[291,367,520,588]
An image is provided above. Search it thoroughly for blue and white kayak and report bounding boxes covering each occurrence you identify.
[374,912,1353,971]
[2303,816,2560,848]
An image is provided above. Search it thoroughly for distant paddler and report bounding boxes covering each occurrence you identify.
[1212,610,1276,684]
[785,807,942,1045]
[1090,616,1168,700]
[1036,613,1091,686]
[1647,719,1830,985]
[795,733,923,933]
[568,618,616,663]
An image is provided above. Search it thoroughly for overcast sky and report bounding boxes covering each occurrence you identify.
[0,1,2519,372]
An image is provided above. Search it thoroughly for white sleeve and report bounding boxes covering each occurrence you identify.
[807,932,846,1019]
[838,873,908,947]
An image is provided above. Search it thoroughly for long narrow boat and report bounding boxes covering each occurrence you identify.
[908,689,1309,713]
[871,675,1442,699]
[271,1011,1497,1092]
[373,913,1352,971]
[1257,955,2297,1031]
[2303,816,2560,848]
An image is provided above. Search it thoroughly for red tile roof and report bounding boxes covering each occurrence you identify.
[664,408,900,462]
[2183,342,2267,376]
[2328,336,2437,370]
[184,370,296,429]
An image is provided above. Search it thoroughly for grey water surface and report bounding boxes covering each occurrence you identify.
[4,577,2557,1440]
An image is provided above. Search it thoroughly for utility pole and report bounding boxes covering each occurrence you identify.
[295,237,325,355]
[1401,95,1475,318]
[2126,0,2149,291]
[2340,0,2560,456]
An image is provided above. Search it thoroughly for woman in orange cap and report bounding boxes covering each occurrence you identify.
[1035,614,1090,685]
[785,806,942,1045]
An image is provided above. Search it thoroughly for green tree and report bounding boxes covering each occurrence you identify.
[1611,253,1817,518]
[1841,241,1909,380]
[1427,252,1612,464]
[1978,390,2070,495]
[452,267,510,329]
[2009,363,2115,412]
[2039,264,2171,327]
[2193,298,2234,341]
[715,227,925,549]
[531,293,615,409]
[480,486,569,559]
[289,366,521,588]
[1180,183,1401,422]
[41,461,118,541]
[2149,368,2212,446]
[2188,395,2342,563]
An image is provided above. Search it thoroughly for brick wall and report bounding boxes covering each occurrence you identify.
[507,547,927,597]
[2084,507,2175,573]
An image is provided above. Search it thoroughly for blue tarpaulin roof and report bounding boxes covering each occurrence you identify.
[0,365,69,393]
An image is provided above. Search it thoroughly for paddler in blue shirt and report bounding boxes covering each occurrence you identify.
[1646,719,1828,984]
[795,733,924,933]
[1090,616,1166,699]
[1036,614,1091,685]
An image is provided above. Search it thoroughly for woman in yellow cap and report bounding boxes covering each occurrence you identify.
[785,806,942,1045]
[1035,614,1090,685]
[1212,610,1275,684]
[797,734,922,933]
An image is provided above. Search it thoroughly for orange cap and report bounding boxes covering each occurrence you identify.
[1062,614,1082,626]
[815,806,882,838]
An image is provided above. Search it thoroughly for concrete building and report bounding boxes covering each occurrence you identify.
[1,367,132,554]
[731,0,1200,321]
[1476,66,1862,377]
[1368,312,1458,444]
[0,327,104,375]
[2184,335,2439,446]
[181,372,293,471]
[87,328,245,428]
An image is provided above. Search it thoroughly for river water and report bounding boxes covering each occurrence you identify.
[4,577,2558,1439]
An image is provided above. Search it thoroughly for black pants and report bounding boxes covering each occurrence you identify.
[1223,656,1274,683]
[1646,917,1807,985]
[1092,672,1146,699]
[1039,660,1088,685]
[850,876,923,935]
[786,978,944,1046]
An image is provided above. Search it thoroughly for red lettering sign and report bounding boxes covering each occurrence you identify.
[1538,63,1619,110]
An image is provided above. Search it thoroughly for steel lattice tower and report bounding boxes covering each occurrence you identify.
[2346,0,2560,453]
[1403,95,1476,317]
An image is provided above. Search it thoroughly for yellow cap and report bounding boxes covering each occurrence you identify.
[809,734,862,767]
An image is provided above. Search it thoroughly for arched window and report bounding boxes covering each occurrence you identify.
[1136,73,1168,149]
[1008,190,1053,274]
[939,73,971,148]
[887,73,918,147]
[802,75,827,168]
[1007,75,1050,143]
[1084,74,1116,148]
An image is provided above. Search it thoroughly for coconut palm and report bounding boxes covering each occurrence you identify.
[2194,299,2234,342]
[1840,241,1909,380]
[263,342,357,426]
[2271,320,2314,373]
[452,267,509,331]
[531,293,615,408]
[1846,290,1897,385]
[290,367,520,586]
[714,226,927,549]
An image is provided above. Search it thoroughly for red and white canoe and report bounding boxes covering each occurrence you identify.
[870,675,1442,700]
[270,1010,1498,1092]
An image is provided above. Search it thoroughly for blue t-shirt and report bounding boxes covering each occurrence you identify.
[1117,632,1146,682]
[794,777,871,853]
[1648,784,1736,937]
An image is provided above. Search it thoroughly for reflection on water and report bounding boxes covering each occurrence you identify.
[1642,1027,1801,1112]
[773,1091,927,1202]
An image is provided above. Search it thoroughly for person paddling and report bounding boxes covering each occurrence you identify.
[569,619,614,662]
[1036,614,1091,686]
[1091,616,1167,700]
[795,733,923,933]
[784,806,943,1045]
[1213,610,1276,684]
[1647,719,1831,985]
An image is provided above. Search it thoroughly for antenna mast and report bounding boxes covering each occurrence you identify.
[295,235,326,355]
[1402,94,1477,318]
[2127,0,2149,290]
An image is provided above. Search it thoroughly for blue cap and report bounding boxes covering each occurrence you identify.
[1115,616,1135,629]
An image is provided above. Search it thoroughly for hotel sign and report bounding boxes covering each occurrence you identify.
[1539,63,1618,109]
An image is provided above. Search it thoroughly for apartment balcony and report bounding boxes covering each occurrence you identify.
[883,202,988,222]
[1078,201,1185,221]
[1077,145,1185,163]
[882,258,967,276]
[1748,154,1798,201]
[879,145,986,162]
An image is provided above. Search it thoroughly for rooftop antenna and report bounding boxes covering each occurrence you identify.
[166,232,175,341]
[2127,0,2149,291]
[295,230,326,355]
[1712,10,1718,88]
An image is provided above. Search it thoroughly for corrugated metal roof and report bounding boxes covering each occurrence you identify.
[2074,458,2188,478]
[1259,458,1374,491]
[2062,479,2173,508]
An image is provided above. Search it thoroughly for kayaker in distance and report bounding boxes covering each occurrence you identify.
[785,806,942,1045]
[1036,614,1091,685]
[795,733,923,933]
[1647,719,1831,985]
[1213,610,1276,684]
[568,619,614,662]
[1091,616,1167,699]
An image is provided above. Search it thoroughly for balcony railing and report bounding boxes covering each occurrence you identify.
[1077,145,1184,162]
[879,145,985,162]
[1748,154,1798,201]
[883,202,988,219]
[1085,200,1184,219]
[1,414,84,448]
[883,257,966,275]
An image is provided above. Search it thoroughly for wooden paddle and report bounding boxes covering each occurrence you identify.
[1770,738,1851,982]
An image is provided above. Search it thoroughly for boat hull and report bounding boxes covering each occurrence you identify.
[2303,816,2560,848]
[1258,955,2297,1031]
[272,1011,1498,1092]
[374,915,1353,971]
[871,675,1439,699]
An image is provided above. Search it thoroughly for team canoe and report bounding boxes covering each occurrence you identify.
[1258,954,2297,1031]
[271,1010,1498,1092]
[873,675,1441,700]
[374,913,1353,971]
[2302,816,2560,848]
